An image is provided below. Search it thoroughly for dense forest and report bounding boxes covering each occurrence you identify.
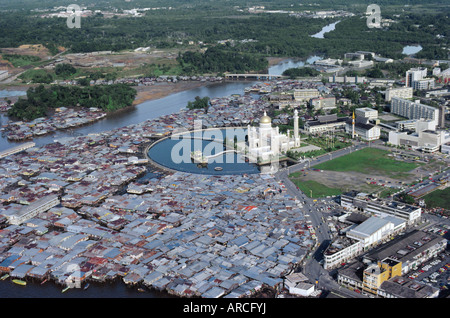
[282,67,321,78]
[8,84,137,120]
[178,47,268,74]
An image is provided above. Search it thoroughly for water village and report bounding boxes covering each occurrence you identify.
[0,79,325,298]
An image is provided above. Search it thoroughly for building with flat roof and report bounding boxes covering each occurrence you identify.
[385,87,413,102]
[340,191,422,225]
[378,276,440,298]
[362,258,402,295]
[390,98,439,126]
[293,88,320,102]
[310,96,336,110]
[388,128,450,153]
[405,67,428,88]
[304,114,348,134]
[362,230,447,275]
[337,230,446,297]
[324,215,406,269]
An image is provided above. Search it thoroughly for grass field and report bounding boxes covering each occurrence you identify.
[314,148,421,176]
[290,179,342,198]
[422,187,450,209]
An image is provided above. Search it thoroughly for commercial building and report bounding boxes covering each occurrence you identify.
[388,129,450,153]
[395,118,437,132]
[378,276,440,298]
[439,105,446,129]
[323,237,364,270]
[355,107,378,122]
[346,216,406,250]
[304,114,348,134]
[385,87,413,102]
[324,215,406,269]
[362,258,402,295]
[441,142,450,154]
[363,230,447,275]
[337,230,446,297]
[340,191,422,225]
[412,78,435,90]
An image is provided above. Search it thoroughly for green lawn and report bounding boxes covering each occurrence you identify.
[290,179,342,198]
[314,147,421,176]
[422,187,450,209]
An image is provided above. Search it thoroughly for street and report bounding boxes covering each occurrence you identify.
[274,142,369,298]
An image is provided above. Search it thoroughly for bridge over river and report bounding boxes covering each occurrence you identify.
[225,73,286,80]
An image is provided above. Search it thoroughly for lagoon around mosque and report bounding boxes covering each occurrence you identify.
[147,128,261,175]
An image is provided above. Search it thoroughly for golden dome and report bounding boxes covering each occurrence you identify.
[260,112,271,124]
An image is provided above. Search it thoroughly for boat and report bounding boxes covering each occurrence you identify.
[41,278,48,285]
[191,151,208,164]
[214,167,223,171]
[83,283,90,290]
[12,279,26,286]
[1,274,9,280]
[62,286,71,293]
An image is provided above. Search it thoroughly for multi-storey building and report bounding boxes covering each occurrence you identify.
[340,191,422,225]
[293,88,320,102]
[390,98,439,125]
[385,87,413,102]
[405,67,427,87]
[6,195,60,225]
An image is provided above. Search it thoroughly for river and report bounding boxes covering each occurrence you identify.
[402,45,423,55]
[311,20,341,39]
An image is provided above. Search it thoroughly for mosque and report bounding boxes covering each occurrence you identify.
[247,109,301,165]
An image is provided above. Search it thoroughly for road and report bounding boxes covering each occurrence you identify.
[274,140,370,298]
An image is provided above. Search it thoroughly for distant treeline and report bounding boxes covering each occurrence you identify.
[0,2,448,62]
[8,84,137,120]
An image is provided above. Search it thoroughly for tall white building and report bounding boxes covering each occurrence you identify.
[405,67,434,90]
[405,67,427,87]
[390,98,439,127]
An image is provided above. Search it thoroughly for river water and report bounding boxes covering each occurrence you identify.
[0,58,313,298]
[311,21,341,39]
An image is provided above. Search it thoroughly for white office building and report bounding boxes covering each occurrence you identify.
[388,129,450,153]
